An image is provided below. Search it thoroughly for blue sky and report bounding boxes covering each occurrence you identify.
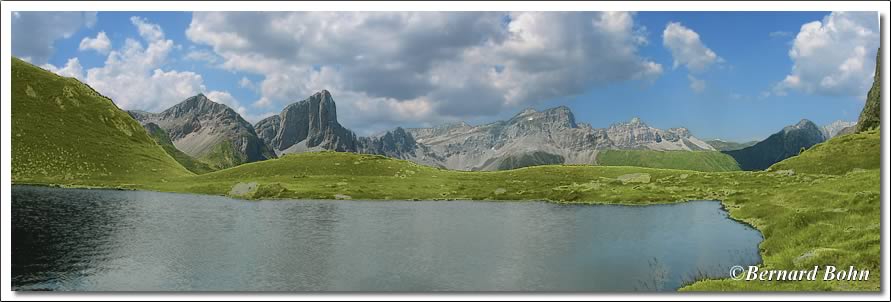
[12,11,880,142]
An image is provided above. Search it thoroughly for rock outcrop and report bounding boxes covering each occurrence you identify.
[256,90,360,154]
[856,47,881,132]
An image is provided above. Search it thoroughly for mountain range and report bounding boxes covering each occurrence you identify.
[128,88,840,172]
[250,91,717,170]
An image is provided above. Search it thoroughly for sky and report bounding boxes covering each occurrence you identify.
[11,11,880,142]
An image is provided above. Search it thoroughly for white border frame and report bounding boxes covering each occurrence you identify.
[1,1,889,301]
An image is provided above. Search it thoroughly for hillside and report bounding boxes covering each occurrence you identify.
[143,123,217,174]
[770,128,880,175]
[856,47,881,132]
[11,57,192,185]
[725,119,826,171]
[596,150,741,172]
[705,139,757,151]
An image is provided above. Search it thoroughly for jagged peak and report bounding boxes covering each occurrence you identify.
[630,117,642,124]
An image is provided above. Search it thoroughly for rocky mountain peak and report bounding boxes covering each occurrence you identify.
[513,105,576,129]
[785,119,820,134]
[260,90,358,153]
[630,117,642,125]
[128,94,275,169]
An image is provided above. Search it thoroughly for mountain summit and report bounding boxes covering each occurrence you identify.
[129,94,276,169]
[256,90,359,154]
[725,119,826,171]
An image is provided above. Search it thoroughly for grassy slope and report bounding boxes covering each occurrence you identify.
[596,150,741,172]
[144,124,217,174]
[706,140,757,151]
[11,57,193,186]
[769,128,880,175]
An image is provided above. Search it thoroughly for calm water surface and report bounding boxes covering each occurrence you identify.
[12,185,762,291]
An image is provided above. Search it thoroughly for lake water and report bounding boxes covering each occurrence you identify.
[12,185,762,291]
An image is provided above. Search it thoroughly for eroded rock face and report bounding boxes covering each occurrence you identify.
[605,118,714,151]
[259,90,359,154]
[128,94,275,168]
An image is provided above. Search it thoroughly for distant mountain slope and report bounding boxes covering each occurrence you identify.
[142,123,216,174]
[770,128,879,175]
[130,94,276,169]
[255,90,716,171]
[821,120,856,139]
[724,119,826,171]
[856,47,881,132]
[596,150,741,172]
[705,139,757,151]
[11,57,192,185]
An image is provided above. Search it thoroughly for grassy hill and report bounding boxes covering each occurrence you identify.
[769,128,880,175]
[596,150,741,172]
[143,123,217,174]
[11,57,193,186]
[705,139,757,151]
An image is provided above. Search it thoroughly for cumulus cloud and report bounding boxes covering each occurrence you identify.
[186,12,662,133]
[77,16,212,112]
[662,22,721,73]
[130,16,164,41]
[79,31,111,54]
[41,58,85,80]
[184,49,219,63]
[774,12,879,96]
[11,12,97,64]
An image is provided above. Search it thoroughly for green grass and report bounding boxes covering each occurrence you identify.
[10,55,881,292]
[11,57,193,186]
[198,139,246,170]
[596,149,741,172]
[143,123,217,174]
[769,128,880,175]
[706,140,757,151]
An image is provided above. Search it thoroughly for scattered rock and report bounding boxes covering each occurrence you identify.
[229,182,258,198]
[334,194,352,200]
[774,169,795,176]
[618,173,651,184]
[494,188,507,195]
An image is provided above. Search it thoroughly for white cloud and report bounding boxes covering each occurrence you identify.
[12,12,97,64]
[79,31,111,54]
[774,12,879,96]
[184,49,219,63]
[41,57,84,80]
[662,22,721,73]
[130,16,164,41]
[80,17,209,112]
[688,75,705,93]
[186,12,662,133]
